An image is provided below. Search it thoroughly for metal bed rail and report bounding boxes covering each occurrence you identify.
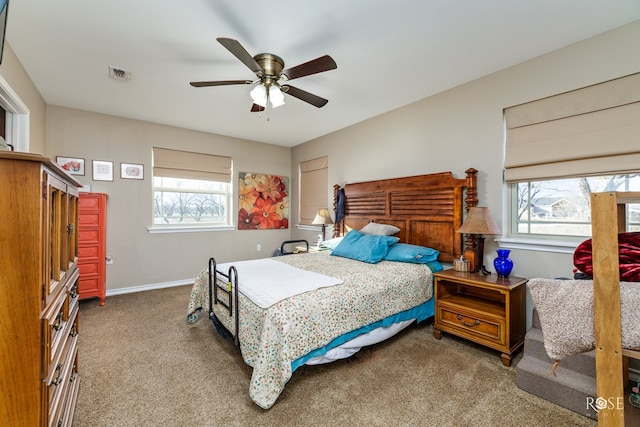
[277,239,309,255]
[208,257,240,348]
[206,241,307,348]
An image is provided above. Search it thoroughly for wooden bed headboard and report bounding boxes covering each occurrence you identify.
[332,168,478,264]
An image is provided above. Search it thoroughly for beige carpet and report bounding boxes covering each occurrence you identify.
[74,285,596,427]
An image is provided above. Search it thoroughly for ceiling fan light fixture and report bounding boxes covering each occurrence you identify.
[191,38,336,111]
[269,85,285,108]
[250,84,267,107]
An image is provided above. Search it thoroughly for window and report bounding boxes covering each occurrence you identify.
[152,147,232,227]
[153,176,230,225]
[505,72,640,240]
[299,156,328,225]
[0,74,30,152]
[514,175,640,238]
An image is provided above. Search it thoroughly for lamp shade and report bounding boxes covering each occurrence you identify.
[269,85,285,108]
[457,207,501,235]
[250,84,267,107]
[312,208,334,225]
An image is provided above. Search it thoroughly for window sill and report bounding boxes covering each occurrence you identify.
[147,225,235,234]
[296,224,323,231]
[495,237,579,254]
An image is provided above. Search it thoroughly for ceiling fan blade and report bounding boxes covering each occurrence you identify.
[281,55,337,81]
[217,37,263,76]
[190,80,253,87]
[251,104,265,112]
[281,85,329,108]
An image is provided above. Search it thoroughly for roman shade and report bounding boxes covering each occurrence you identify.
[504,72,640,182]
[299,156,328,224]
[153,147,232,182]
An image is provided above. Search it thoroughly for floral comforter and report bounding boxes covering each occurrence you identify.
[187,252,435,409]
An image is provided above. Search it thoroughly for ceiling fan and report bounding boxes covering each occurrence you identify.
[190,38,337,112]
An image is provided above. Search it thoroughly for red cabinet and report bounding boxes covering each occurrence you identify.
[78,193,107,305]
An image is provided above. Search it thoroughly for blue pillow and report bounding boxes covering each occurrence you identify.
[331,230,399,263]
[384,243,440,264]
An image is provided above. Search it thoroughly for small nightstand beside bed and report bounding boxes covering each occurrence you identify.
[186,168,479,409]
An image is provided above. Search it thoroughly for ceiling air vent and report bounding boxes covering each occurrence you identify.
[108,66,132,81]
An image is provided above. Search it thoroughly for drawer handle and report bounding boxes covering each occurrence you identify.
[53,312,63,331]
[70,324,78,338]
[457,314,480,328]
[52,363,63,386]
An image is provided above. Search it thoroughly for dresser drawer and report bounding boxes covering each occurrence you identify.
[78,260,100,275]
[79,276,100,294]
[46,335,78,427]
[78,212,100,226]
[43,290,69,380]
[79,195,101,210]
[437,304,504,345]
[78,245,101,258]
[79,228,101,243]
[60,357,80,427]
[46,280,80,427]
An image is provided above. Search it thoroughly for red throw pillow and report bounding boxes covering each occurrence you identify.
[573,232,640,282]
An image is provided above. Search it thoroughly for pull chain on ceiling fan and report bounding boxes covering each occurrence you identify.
[190,38,337,113]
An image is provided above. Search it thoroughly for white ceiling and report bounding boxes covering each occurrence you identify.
[6,1,640,147]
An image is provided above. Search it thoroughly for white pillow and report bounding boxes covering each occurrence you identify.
[360,222,400,236]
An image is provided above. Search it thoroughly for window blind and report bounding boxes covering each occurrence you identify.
[299,156,328,224]
[504,72,640,182]
[153,147,232,182]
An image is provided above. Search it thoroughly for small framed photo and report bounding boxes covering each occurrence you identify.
[120,162,144,180]
[56,156,85,176]
[92,160,114,181]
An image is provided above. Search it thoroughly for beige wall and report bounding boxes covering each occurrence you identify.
[45,106,291,291]
[292,21,640,293]
[0,43,47,153]
[4,20,640,300]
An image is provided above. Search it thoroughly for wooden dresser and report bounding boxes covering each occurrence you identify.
[78,192,107,305]
[0,152,81,426]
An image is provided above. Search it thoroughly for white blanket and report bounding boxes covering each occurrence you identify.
[216,258,344,308]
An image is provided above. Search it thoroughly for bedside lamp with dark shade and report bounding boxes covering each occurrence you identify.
[312,208,333,241]
[457,207,501,275]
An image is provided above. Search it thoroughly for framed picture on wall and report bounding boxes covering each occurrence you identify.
[56,156,85,175]
[92,160,114,181]
[120,163,144,180]
[238,172,289,230]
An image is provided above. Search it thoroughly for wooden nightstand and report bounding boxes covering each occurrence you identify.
[432,269,527,366]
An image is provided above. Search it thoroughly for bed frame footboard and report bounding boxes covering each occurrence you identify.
[208,257,240,348]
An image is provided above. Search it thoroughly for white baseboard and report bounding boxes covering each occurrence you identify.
[106,278,193,297]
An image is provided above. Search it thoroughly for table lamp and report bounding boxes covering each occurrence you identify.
[312,208,334,242]
[457,206,501,275]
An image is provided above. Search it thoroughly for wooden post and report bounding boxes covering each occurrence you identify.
[332,184,342,238]
[463,168,479,270]
[591,192,624,426]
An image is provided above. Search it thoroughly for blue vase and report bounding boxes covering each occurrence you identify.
[493,249,513,277]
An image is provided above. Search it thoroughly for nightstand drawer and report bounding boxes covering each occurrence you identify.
[437,305,504,344]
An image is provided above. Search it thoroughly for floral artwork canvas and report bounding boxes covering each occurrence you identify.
[239,172,289,230]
